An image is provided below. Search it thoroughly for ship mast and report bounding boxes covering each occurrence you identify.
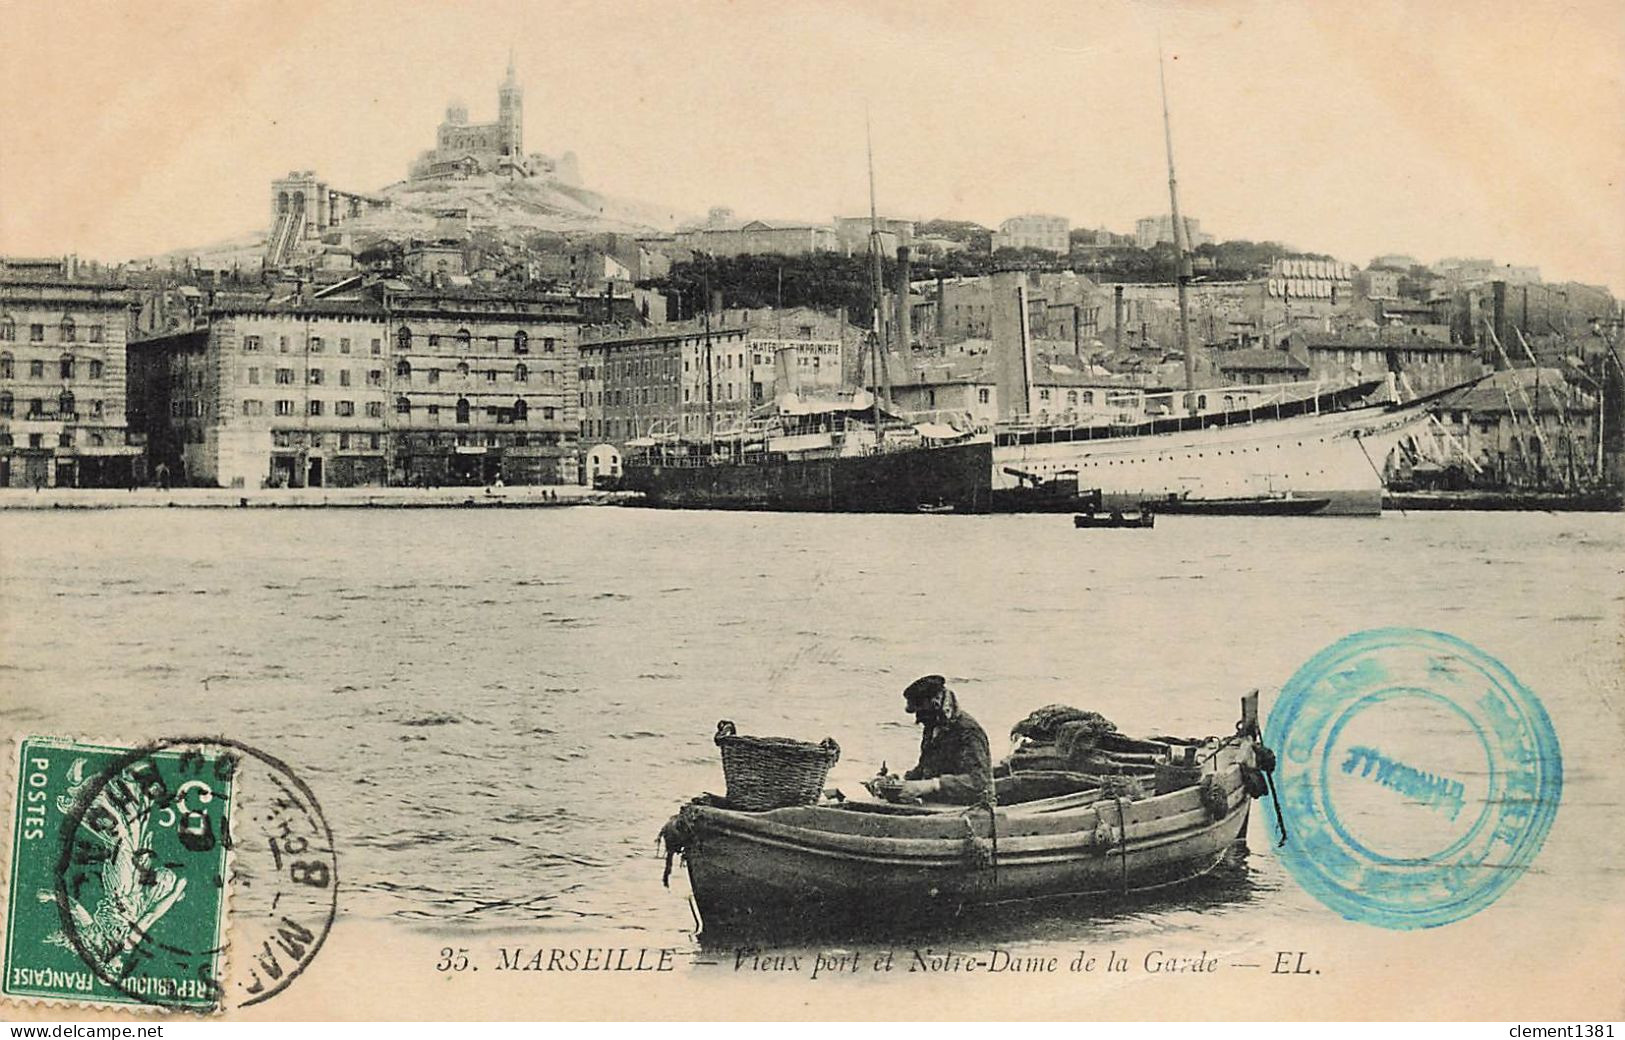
[866,109,891,438]
[1159,41,1196,414]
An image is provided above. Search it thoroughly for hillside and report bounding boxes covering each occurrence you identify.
[150,173,686,270]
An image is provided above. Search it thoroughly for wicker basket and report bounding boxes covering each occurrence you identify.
[713,720,841,811]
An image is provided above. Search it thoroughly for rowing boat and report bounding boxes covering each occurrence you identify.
[659,694,1274,935]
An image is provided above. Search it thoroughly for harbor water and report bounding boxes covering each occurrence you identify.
[2,506,1622,956]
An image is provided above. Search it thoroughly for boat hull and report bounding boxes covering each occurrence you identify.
[676,762,1252,932]
[993,395,1437,517]
[621,440,994,513]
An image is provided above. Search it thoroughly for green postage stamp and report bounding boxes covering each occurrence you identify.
[2,736,234,1011]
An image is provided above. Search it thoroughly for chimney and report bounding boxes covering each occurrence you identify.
[1113,285,1125,353]
[935,274,947,346]
[1491,281,1508,367]
[894,245,911,352]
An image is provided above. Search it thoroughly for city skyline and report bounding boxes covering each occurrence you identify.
[2,0,1622,292]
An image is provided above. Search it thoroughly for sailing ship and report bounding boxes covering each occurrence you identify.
[620,116,995,514]
[980,52,1447,516]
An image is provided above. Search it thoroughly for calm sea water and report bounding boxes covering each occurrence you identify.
[2,506,1621,952]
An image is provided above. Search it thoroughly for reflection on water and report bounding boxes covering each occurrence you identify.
[1,507,1621,952]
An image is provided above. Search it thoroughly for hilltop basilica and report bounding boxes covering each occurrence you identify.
[407,54,580,185]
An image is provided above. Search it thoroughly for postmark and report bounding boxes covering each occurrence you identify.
[2,736,338,1011]
[1263,628,1562,930]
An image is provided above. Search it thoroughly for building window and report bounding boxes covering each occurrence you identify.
[279,336,289,353]
[247,368,260,385]
[543,337,556,353]
[456,329,471,350]
[396,358,412,379]
[0,392,10,416]
[427,404,439,418]
[427,368,440,384]
[456,361,470,378]
[340,337,351,354]
[1082,390,1094,405]
[371,338,382,355]
[276,400,295,416]
[242,399,264,416]
[339,432,351,450]
[310,336,324,353]
[308,368,324,385]
[397,326,413,352]
[243,335,262,352]
[60,355,75,379]
[485,368,497,383]
[276,367,294,384]
[29,359,44,379]
[0,318,12,340]
[515,363,528,382]
[336,400,355,417]
[367,369,382,387]
[455,398,471,423]
[542,406,556,420]
[366,401,383,418]
[89,359,103,380]
[428,334,440,349]
[0,353,10,378]
[978,388,990,404]
[369,433,381,450]
[395,396,411,415]
[339,369,351,387]
[308,400,323,417]
[59,431,73,448]
[59,318,76,343]
[514,397,528,421]
[29,324,44,342]
[515,330,529,354]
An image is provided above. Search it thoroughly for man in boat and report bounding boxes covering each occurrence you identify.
[883,675,994,804]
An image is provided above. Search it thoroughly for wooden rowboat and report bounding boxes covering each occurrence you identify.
[660,695,1274,936]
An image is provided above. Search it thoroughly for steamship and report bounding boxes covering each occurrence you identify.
[619,395,993,513]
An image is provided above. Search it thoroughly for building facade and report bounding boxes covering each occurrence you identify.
[130,285,591,488]
[674,221,839,258]
[1134,214,1216,249]
[0,280,141,488]
[993,215,1070,255]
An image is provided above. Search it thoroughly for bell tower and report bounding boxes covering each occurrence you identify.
[498,48,523,159]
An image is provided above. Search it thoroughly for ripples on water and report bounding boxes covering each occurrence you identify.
[1,508,1621,950]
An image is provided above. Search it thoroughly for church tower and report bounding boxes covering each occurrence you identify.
[498,49,523,160]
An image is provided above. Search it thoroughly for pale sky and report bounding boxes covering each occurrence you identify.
[2,0,1622,290]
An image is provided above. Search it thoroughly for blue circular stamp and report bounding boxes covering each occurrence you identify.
[1263,628,1562,930]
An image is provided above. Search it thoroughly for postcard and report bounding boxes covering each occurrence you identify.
[1,0,1622,1024]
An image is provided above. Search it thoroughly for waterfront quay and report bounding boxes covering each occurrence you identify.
[0,483,627,510]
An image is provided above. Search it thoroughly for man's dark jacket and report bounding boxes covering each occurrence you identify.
[904,707,994,804]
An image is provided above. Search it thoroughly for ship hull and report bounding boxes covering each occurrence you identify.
[621,439,993,513]
[993,398,1436,518]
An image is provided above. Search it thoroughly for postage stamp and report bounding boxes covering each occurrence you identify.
[2,735,339,1012]
[1263,628,1563,930]
[3,736,233,1010]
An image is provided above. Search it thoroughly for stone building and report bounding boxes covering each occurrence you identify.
[1279,328,1482,396]
[0,279,141,488]
[1135,214,1215,249]
[993,214,1070,255]
[129,283,595,488]
[674,221,839,258]
[1430,369,1598,487]
[406,56,581,185]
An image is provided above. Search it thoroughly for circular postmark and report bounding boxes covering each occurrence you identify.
[53,737,338,1011]
[1263,628,1561,930]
